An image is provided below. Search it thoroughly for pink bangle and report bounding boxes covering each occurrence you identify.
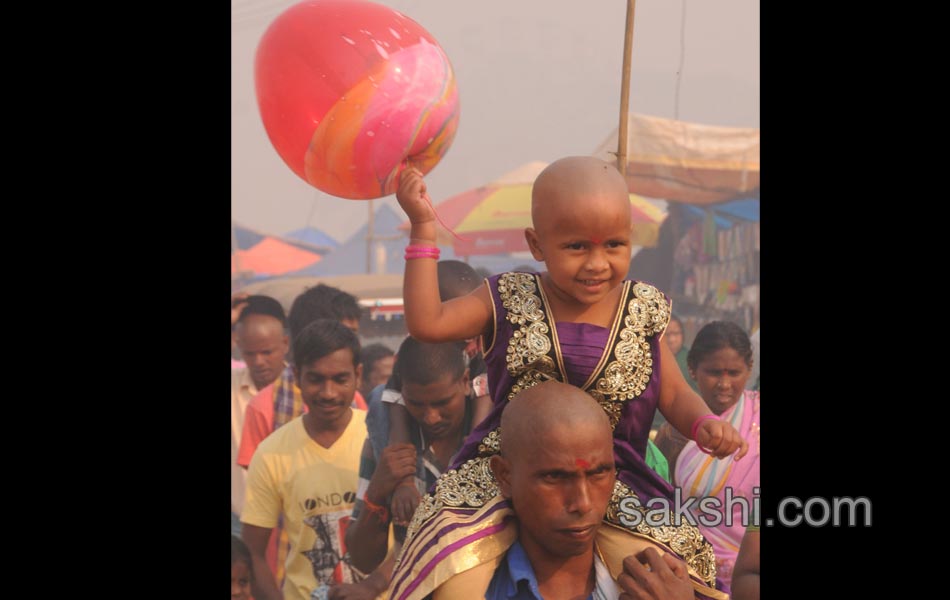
[404,245,440,260]
[690,414,718,442]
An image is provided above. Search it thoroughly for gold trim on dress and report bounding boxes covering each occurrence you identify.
[586,282,671,429]
[497,273,563,403]
[403,456,500,548]
[483,278,499,356]
[532,273,570,379]
[580,280,632,390]
[604,479,718,588]
[477,429,501,457]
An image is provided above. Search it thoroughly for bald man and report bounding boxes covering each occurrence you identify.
[391,382,698,600]
[489,382,694,600]
[231,295,288,533]
[487,382,619,599]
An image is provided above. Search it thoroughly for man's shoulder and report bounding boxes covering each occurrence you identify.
[349,408,367,428]
[255,416,303,455]
[231,366,250,387]
[247,382,276,410]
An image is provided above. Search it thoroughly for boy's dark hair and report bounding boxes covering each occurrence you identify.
[231,535,252,569]
[360,343,395,383]
[288,284,361,339]
[394,336,467,387]
[292,319,361,369]
[237,295,287,328]
[687,320,753,370]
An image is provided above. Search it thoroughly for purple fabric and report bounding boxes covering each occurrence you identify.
[399,502,509,569]
[396,518,514,600]
[556,322,609,388]
[453,273,675,504]
[392,500,514,599]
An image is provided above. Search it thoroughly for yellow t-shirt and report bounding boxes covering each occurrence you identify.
[242,411,367,600]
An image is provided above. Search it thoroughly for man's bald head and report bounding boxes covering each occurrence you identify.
[492,381,616,562]
[530,157,631,234]
[236,313,289,390]
[499,381,612,459]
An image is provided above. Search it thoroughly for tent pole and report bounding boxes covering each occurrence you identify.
[616,0,637,177]
[367,199,375,274]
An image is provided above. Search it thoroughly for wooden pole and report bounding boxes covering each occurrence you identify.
[616,0,637,176]
[366,199,375,274]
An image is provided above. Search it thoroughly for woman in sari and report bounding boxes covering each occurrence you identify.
[675,321,760,595]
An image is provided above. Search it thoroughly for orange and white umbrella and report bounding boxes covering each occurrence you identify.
[402,161,667,256]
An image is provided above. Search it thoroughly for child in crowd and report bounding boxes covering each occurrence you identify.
[390,157,747,595]
[231,535,252,600]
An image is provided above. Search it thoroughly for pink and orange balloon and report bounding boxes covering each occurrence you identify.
[255,0,460,199]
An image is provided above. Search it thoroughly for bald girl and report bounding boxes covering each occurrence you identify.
[528,155,632,242]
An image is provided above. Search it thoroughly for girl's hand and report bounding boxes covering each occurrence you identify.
[396,167,435,225]
[696,419,749,460]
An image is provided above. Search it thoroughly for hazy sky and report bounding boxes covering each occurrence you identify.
[231,0,759,242]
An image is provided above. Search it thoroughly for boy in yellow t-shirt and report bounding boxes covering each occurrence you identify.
[241,319,370,600]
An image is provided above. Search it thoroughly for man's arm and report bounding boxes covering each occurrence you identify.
[242,441,283,599]
[731,527,760,600]
[328,552,397,600]
[242,524,281,600]
[346,441,417,573]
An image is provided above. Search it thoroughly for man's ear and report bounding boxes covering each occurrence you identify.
[490,455,512,499]
[524,228,544,261]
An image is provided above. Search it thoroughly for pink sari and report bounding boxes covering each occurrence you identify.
[675,390,760,592]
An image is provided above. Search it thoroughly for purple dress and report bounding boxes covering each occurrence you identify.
[390,273,723,600]
[453,272,674,504]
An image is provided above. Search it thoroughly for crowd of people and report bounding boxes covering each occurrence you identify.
[231,157,760,600]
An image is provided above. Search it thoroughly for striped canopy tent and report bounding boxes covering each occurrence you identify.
[593,113,760,205]
[401,161,667,257]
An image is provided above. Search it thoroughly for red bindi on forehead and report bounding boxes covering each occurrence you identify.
[589,237,602,245]
[575,458,591,469]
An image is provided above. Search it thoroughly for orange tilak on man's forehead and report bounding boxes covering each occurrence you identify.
[575,458,591,469]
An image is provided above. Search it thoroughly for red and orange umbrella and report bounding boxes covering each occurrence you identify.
[403,162,667,256]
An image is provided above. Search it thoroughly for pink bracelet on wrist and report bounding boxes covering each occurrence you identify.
[690,414,719,442]
[404,244,440,260]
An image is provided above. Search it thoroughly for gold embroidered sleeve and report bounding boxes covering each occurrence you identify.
[604,479,718,587]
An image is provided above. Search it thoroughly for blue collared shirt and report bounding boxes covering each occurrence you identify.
[486,540,595,600]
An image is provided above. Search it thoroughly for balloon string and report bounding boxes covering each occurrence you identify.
[422,192,466,242]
